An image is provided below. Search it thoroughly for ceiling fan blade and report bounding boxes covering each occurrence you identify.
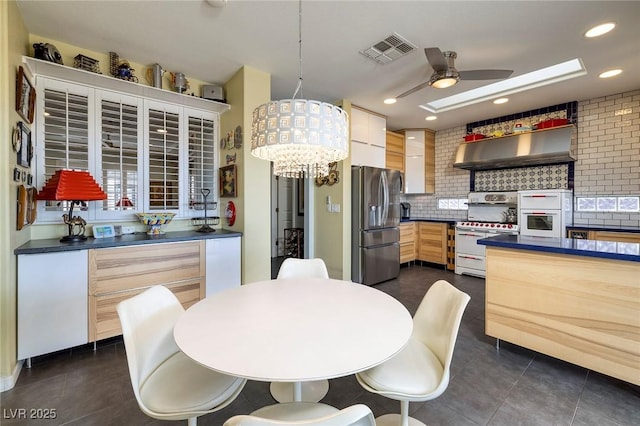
[397,81,431,98]
[424,47,448,71]
[459,69,514,80]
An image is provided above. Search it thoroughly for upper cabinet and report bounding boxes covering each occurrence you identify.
[385,130,404,173]
[351,107,386,168]
[405,130,425,193]
[404,129,435,194]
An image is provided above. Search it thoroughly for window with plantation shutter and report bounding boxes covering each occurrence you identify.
[39,82,91,216]
[97,94,143,218]
[31,68,224,224]
[147,105,180,210]
[187,112,217,215]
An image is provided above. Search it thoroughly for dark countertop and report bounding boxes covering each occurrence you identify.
[401,217,460,224]
[567,225,640,233]
[478,234,640,263]
[14,229,243,255]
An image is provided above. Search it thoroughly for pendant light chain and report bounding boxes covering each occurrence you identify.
[292,0,303,100]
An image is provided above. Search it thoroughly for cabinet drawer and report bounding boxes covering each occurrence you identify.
[400,242,415,263]
[399,223,415,242]
[90,280,202,342]
[89,241,204,295]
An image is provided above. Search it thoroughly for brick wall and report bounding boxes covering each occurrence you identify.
[402,89,640,228]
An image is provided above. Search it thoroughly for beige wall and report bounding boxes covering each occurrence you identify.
[222,66,271,283]
[1,0,30,387]
[313,100,352,280]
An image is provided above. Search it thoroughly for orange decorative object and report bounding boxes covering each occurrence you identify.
[37,169,107,242]
[37,169,107,201]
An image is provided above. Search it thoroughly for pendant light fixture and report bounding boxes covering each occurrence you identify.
[251,0,349,178]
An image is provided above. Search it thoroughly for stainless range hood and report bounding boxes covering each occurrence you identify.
[453,126,575,170]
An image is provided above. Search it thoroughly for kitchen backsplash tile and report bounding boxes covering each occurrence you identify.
[401,90,639,228]
[474,164,569,191]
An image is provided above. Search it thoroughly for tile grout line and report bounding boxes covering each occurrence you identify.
[485,353,536,425]
[569,370,590,426]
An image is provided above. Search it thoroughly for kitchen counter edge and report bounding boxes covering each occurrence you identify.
[15,230,243,255]
[478,234,640,262]
[400,218,459,224]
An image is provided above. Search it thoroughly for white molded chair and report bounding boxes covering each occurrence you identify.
[223,402,375,426]
[277,258,329,279]
[356,280,470,426]
[272,257,330,403]
[117,285,247,426]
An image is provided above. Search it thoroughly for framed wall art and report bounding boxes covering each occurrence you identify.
[16,66,35,124]
[219,165,237,197]
[16,122,32,168]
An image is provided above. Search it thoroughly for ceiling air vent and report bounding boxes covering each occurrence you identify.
[359,33,417,64]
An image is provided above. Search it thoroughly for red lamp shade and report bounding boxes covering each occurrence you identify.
[37,169,107,201]
[115,196,134,207]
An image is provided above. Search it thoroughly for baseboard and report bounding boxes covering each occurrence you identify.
[0,360,23,392]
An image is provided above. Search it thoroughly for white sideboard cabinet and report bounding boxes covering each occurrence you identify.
[18,251,89,360]
[16,234,241,361]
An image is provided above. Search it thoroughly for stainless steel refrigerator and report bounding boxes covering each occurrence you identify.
[351,166,402,285]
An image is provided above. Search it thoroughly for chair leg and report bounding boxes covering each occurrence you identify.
[400,400,410,426]
[188,416,197,426]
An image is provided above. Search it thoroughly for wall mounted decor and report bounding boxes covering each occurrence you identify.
[16,66,35,124]
[314,162,339,186]
[219,164,237,197]
[16,122,32,168]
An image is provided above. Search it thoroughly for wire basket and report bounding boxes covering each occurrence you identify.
[192,216,220,233]
[74,54,101,74]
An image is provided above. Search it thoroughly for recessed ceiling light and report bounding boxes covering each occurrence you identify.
[425,116,437,121]
[421,58,586,113]
[384,98,397,105]
[493,98,509,104]
[599,69,622,78]
[585,22,615,38]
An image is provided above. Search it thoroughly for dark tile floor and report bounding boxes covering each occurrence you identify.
[2,264,639,425]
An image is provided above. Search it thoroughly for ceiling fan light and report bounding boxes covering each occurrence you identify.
[431,77,458,89]
[429,69,459,89]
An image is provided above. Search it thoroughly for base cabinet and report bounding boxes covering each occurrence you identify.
[18,251,89,360]
[88,241,205,342]
[417,222,448,265]
[205,237,241,296]
[399,222,416,263]
[17,236,241,360]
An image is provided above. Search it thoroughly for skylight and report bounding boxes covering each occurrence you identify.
[420,58,587,113]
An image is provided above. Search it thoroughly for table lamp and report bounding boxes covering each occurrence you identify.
[37,169,107,242]
[116,196,134,208]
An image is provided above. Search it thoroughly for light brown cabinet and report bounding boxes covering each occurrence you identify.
[416,222,448,265]
[88,241,205,342]
[399,222,416,263]
[385,130,404,173]
[589,231,640,244]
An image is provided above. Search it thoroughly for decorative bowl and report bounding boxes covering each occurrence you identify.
[136,213,176,235]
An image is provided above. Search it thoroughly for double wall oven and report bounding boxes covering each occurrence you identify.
[455,192,519,278]
[518,189,573,238]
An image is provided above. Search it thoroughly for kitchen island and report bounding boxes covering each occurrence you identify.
[478,234,639,386]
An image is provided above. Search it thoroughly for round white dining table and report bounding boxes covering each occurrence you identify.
[173,278,413,402]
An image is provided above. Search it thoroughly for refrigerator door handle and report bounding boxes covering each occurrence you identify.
[381,171,389,224]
